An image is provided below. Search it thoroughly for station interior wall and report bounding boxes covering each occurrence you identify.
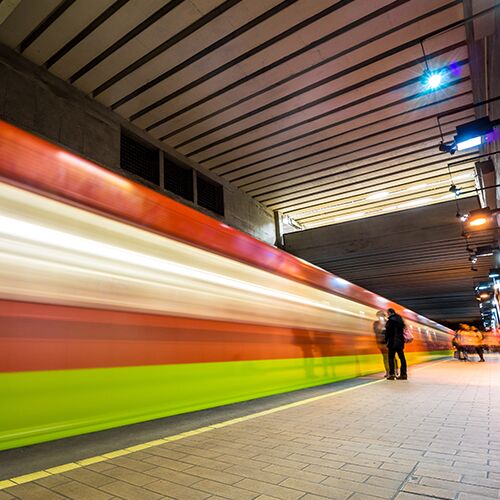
[0,43,276,245]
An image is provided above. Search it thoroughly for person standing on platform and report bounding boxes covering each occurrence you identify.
[470,326,486,362]
[373,310,398,378]
[385,308,407,380]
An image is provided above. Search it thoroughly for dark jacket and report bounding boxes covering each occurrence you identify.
[385,313,405,350]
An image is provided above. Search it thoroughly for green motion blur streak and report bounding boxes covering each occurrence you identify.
[0,351,449,450]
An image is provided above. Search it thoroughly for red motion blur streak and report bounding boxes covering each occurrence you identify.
[0,301,438,372]
[0,300,358,372]
[0,121,446,331]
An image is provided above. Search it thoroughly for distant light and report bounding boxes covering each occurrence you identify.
[423,70,445,91]
[456,136,482,151]
[469,217,488,227]
[367,191,389,200]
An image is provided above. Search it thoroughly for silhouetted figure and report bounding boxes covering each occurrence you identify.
[385,308,407,380]
[470,326,485,362]
[373,310,390,377]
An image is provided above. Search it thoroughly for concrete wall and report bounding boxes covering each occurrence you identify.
[0,43,276,245]
[283,198,488,323]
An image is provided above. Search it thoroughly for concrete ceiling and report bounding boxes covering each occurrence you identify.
[0,0,491,228]
[284,197,496,324]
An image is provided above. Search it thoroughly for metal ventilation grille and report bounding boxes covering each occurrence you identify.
[164,158,193,201]
[197,174,224,216]
[120,133,159,185]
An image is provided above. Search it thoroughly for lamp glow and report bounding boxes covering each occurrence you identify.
[423,70,445,91]
[456,136,482,151]
[469,217,487,227]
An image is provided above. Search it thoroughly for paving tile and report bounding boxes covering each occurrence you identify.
[460,474,500,489]
[84,461,117,472]
[262,464,325,484]
[61,467,118,487]
[302,463,367,482]
[252,454,309,470]
[321,475,397,498]
[183,465,242,485]
[34,474,73,488]
[144,446,187,460]
[168,444,224,459]
[349,494,387,500]
[215,454,269,468]
[143,466,201,486]
[177,455,235,471]
[145,479,210,499]
[143,454,194,471]
[340,464,407,481]
[193,479,257,499]
[52,480,114,499]
[224,464,287,484]
[280,477,352,500]
[419,475,499,498]
[234,478,303,500]
[395,492,435,499]
[107,456,158,472]
[4,482,65,500]
[287,452,345,469]
[413,466,462,482]
[102,465,158,486]
[364,475,403,489]
[100,480,163,500]
[402,480,456,499]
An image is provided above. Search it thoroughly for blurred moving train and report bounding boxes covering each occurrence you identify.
[0,121,452,450]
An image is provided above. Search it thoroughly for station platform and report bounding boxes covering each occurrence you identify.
[1,356,499,500]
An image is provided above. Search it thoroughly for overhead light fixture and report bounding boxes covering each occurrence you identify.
[456,136,482,151]
[439,116,498,155]
[449,184,462,197]
[422,69,446,91]
[489,268,500,279]
[470,216,488,227]
[454,117,493,151]
[464,207,498,231]
[476,245,498,257]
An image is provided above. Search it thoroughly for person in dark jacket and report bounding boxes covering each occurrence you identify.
[385,308,407,380]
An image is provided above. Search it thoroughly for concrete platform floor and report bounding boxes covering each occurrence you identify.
[1,356,499,499]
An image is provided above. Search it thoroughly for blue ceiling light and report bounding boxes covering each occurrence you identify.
[422,70,446,91]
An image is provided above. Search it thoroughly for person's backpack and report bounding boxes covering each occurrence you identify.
[403,327,414,344]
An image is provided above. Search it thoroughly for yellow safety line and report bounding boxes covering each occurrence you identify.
[0,359,450,491]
